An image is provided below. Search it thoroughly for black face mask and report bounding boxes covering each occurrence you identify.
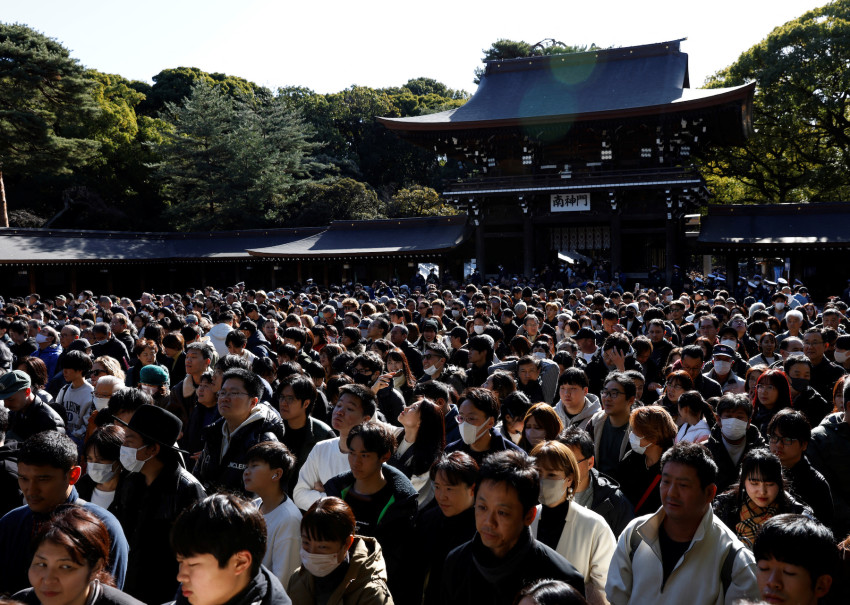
[626,310,635,318]
[351,372,373,386]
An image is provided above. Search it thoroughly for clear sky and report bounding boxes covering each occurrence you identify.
[5,0,829,95]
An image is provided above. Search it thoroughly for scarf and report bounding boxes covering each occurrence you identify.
[736,495,778,548]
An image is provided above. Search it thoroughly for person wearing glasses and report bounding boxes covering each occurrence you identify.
[766,409,834,530]
[193,368,284,495]
[586,372,636,476]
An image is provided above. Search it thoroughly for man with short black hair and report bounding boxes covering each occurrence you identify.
[681,345,723,400]
[606,442,759,604]
[91,322,130,369]
[194,368,284,494]
[441,449,585,604]
[587,372,635,476]
[753,514,839,605]
[171,493,293,605]
[802,327,845,402]
[0,431,129,594]
[766,409,833,529]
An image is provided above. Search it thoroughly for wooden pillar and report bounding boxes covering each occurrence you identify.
[475,222,486,276]
[28,266,36,294]
[296,261,303,284]
[726,252,738,291]
[610,214,622,275]
[523,213,533,278]
[666,218,677,285]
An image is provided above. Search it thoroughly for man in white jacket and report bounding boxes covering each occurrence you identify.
[606,442,759,605]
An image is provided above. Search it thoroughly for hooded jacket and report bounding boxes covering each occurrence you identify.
[807,412,850,537]
[587,468,635,537]
[287,536,393,605]
[324,464,417,603]
[554,396,601,431]
[208,322,233,359]
[194,403,284,494]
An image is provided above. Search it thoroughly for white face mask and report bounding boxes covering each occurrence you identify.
[35,334,49,344]
[774,302,785,311]
[92,396,110,411]
[452,310,461,318]
[473,325,485,335]
[629,432,647,455]
[119,445,151,473]
[539,478,570,507]
[835,351,849,364]
[299,547,342,578]
[720,339,737,350]
[525,427,546,446]
[423,364,439,376]
[141,385,159,396]
[459,420,488,445]
[533,351,546,359]
[720,417,748,441]
[87,462,117,484]
[713,360,733,376]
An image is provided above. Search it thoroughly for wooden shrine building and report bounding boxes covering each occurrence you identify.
[380,40,755,283]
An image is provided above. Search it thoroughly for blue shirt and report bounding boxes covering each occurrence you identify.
[0,486,129,594]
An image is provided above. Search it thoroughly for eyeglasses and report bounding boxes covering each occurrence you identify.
[768,436,799,446]
[218,390,249,399]
[600,389,624,398]
[456,415,482,424]
[423,354,442,360]
[90,369,107,377]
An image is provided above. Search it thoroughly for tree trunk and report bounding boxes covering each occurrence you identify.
[0,171,7,227]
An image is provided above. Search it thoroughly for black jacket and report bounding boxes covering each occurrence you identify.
[169,566,290,605]
[787,455,834,532]
[324,463,418,603]
[694,373,723,400]
[441,528,585,605]
[414,505,476,605]
[705,423,766,492]
[282,416,335,496]
[8,394,65,442]
[445,428,524,465]
[398,339,424,378]
[114,463,206,605]
[584,354,640,396]
[376,386,405,427]
[193,404,284,494]
[792,386,832,429]
[0,441,21,518]
[587,467,634,537]
[91,337,130,369]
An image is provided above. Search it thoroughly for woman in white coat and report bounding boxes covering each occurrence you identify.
[530,440,617,605]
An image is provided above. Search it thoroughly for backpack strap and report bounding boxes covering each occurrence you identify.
[721,545,741,594]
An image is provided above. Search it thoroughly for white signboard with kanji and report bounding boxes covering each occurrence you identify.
[550,193,590,212]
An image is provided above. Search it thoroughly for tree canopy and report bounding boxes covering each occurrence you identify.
[701,0,850,204]
[474,39,601,83]
[0,23,100,224]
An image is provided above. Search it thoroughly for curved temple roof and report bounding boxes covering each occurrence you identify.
[380,40,754,132]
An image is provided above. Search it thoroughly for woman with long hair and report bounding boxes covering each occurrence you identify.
[744,364,768,402]
[675,390,716,443]
[389,398,445,507]
[16,356,54,404]
[14,506,143,605]
[385,348,415,404]
[752,369,793,435]
[319,343,345,382]
[712,449,814,549]
[657,370,694,421]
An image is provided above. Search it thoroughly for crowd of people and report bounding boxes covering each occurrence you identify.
[0,275,847,605]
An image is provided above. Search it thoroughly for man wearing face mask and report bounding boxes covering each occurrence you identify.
[766,292,789,322]
[417,342,466,395]
[703,345,746,395]
[445,387,523,464]
[619,303,643,337]
[784,355,832,429]
[831,334,850,371]
[705,393,766,492]
[114,404,206,604]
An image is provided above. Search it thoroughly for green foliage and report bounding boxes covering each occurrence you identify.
[137,67,271,117]
[474,39,601,83]
[289,177,384,226]
[0,23,100,179]
[150,81,321,230]
[386,186,459,218]
[701,0,850,204]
